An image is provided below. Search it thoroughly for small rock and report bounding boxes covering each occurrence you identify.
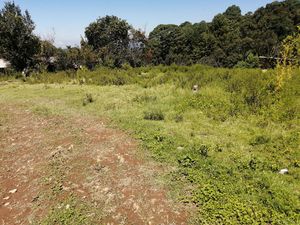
[133,203,140,212]
[102,187,110,193]
[65,204,70,209]
[177,146,184,151]
[192,85,199,93]
[77,189,85,193]
[279,168,288,174]
[117,155,125,164]
[4,202,10,207]
[62,186,70,191]
[9,189,17,194]
[3,196,10,200]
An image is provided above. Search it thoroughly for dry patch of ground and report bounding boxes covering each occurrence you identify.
[0,104,190,224]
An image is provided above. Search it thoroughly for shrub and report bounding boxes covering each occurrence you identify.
[198,145,209,157]
[82,93,94,106]
[178,155,196,168]
[249,135,270,146]
[144,109,164,121]
[133,94,157,103]
[174,114,183,123]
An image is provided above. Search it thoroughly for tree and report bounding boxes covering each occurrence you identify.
[127,29,147,67]
[148,24,187,65]
[0,2,40,71]
[209,6,243,67]
[85,15,131,67]
[80,38,99,70]
[145,1,299,68]
[40,40,57,60]
[190,22,216,63]
[276,26,300,90]
[251,0,300,59]
[235,53,260,68]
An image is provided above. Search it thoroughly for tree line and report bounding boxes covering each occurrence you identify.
[0,0,299,71]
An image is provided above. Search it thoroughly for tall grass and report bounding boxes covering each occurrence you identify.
[0,64,299,224]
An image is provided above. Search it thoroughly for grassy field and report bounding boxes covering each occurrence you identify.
[1,65,299,224]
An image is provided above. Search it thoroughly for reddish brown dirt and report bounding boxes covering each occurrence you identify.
[0,104,190,225]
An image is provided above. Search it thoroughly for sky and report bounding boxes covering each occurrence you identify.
[0,0,276,47]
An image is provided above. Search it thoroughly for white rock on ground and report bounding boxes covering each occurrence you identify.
[279,169,288,174]
[9,189,17,194]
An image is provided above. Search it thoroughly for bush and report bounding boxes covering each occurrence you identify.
[174,114,183,123]
[133,94,157,103]
[82,93,94,106]
[249,135,270,146]
[144,109,164,121]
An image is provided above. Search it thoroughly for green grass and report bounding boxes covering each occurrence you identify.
[39,197,96,225]
[0,65,299,224]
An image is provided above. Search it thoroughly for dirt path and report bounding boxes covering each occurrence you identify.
[0,104,189,225]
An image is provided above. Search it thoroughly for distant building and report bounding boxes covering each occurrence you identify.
[0,58,11,69]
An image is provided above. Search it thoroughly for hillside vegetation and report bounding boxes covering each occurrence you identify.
[1,65,299,224]
[1,0,300,224]
[1,0,300,71]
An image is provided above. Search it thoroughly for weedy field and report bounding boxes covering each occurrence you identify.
[0,65,299,224]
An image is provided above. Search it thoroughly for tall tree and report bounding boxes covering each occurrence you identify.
[85,15,131,67]
[148,24,186,65]
[127,29,147,67]
[0,2,40,71]
[145,0,300,68]
[252,0,300,58]
[209,5,243,67]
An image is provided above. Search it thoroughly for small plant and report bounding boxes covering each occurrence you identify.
[133,94,157,103]
[79,77,86,85]
[44,84,50,89]
[178,155,196,168]
[174,114,183,123]
[40,198,91,225]
[199,145,209,157]
[83,93,94,106]
[214,144,223,152]
[144,109,164,121]
[293,160,300,168]
[249,135,270,146]
[191,144,209,157]
[249,158,258,170]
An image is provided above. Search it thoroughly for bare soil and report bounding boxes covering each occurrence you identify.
[0,104,190,225]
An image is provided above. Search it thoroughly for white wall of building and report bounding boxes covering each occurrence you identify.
[0,59,10,68]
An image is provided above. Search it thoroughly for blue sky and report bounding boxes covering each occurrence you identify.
[0,0,276,47]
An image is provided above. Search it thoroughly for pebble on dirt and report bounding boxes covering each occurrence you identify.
[9,188,17,194]
[4,202,10,206]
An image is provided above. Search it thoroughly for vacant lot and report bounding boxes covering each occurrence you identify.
[0,97,190,224]
[0,65,299,224]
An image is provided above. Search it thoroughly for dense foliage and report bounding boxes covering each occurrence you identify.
[1,0,299,71]
[0,2,40,71]
[148,1,300,67]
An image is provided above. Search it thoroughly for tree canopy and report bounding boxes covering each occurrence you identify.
[0,2,40,71]
[0,0,299,70]
[85,15,132,67]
